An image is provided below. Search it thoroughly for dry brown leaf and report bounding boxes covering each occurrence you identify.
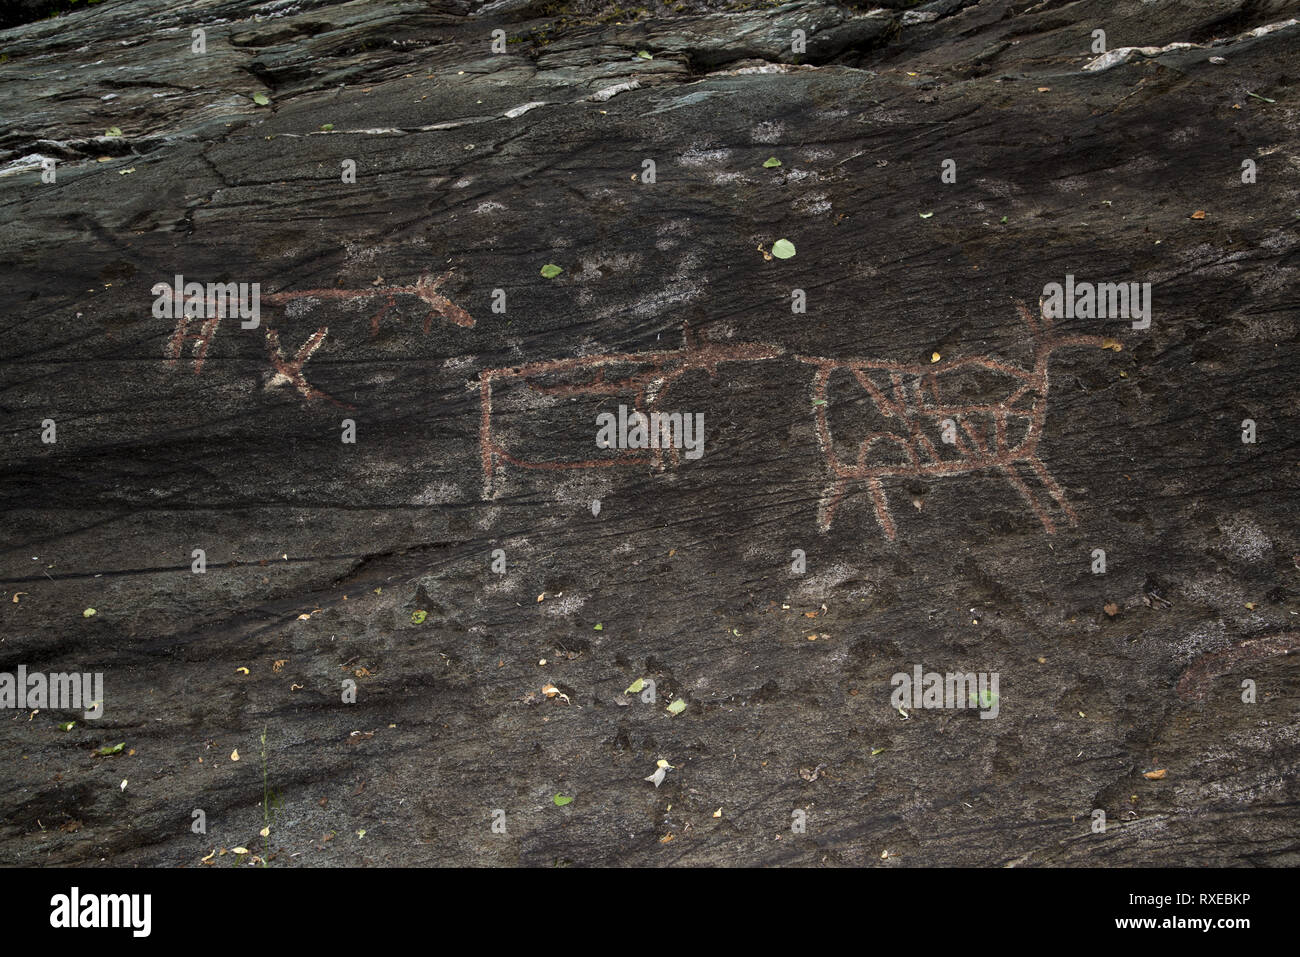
[1104,603,1119,617]
[1190,210,1206,219]
[1143,769,1167,780]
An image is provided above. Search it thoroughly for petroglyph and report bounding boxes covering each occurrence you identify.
[262,269,474,334]
[477,326,783,498]
[265,326,339,406]
[158,276,1113,540]
[162,268,473,404]
[796,299,1120,540]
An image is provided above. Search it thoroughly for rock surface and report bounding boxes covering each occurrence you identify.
[1,0,1298,866]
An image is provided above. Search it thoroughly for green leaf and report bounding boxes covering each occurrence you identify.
[666,698,687,715]
[970,689,999,708]
[411,609,427,624]
[919,211,934,219]
[1000,216,1008,224]
[870,747,885,756]
[637,50,652,60]
[320,123,334,131]
[553,793,573,806]
[252,92,270,106]
[625,678,645,694]
[1247,91,1275,103]
[762,157,782,168]
[104,127,122,138]
[58,721,76,732]
[812,398,827,406]
[593,623,603,631]
[540,263,563,278]
[82,608,96,618]
[96,742,125,756]
[771,238,796,259]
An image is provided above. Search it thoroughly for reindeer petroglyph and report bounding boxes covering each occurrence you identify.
[476,326,784,499]
[162,268,473,407]
[795,299,1120,540]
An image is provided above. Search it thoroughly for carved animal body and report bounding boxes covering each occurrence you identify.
[477,326,783,498]
[262,269,473,334]
[795,300,1118,540]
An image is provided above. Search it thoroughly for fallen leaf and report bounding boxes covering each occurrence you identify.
[236,667,249,675]
[96,742,125,756]
[231,749,240,761]
[553,794,573,807]
[713,808,722,818]
[625,678,645,694]
[1104,602,1119,616]
[645,766,667,787]
[1143,769,1167,780]
[762,157,782,168]
[1190,210,1206,219]
[666,698,687,715]
[411,609,427,624]
[771,238,796,259]
[540,264,563,279]
[82,608,96,618]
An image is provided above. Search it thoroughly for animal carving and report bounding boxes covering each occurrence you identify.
[477,326,783,498]
[796,299,1120,539]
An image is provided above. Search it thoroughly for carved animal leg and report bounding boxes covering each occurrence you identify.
[818,475,849,532]
[265,326,350,408]
[1029,458,1079,526]
[479,379,498,499]
[1000,463,1057,534]
[868,476,897,541]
